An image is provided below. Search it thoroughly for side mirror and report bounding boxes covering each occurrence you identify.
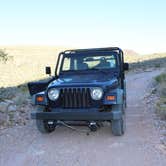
[45,66,51,75]
[124,63,129,71]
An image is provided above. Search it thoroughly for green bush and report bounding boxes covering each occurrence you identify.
[155,72,166,119]
[155,73,166,83]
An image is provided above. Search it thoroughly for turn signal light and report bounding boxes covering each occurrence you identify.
[106,95,115,101]
[36,96,44,102]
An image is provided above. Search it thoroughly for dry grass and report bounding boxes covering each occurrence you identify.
[0,46,66,88]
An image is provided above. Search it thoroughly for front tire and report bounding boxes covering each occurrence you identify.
[36,106,55,133]
[111,118,124,136]
[111,104,126,136]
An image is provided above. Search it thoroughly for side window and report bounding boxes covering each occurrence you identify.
[62,57,71,71]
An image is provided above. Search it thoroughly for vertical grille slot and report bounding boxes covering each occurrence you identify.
[60,88,91,108]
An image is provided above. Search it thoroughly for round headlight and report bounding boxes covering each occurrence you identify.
[48,88,60,101]
[90,87,103,100]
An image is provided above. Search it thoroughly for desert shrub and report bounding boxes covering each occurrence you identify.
[0,83,29,109]
[156,98,166,119]
[0,85,28,101]
[0,87,18,101]
[157,83,166,97]
[155,73,166,83]
[155,72,166,119]
[0,49,8,63]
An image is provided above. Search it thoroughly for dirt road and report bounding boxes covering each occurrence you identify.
[0,70,166,166]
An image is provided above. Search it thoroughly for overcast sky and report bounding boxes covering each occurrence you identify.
[0,0,166,54]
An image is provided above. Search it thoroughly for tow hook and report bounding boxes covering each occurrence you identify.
[88,122,98,132]
[47,121,56,128]
[48,121,54,125]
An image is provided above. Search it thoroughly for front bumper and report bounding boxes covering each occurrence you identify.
[31,108,122,121]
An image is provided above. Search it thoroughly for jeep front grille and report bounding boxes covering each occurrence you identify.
[60,88,91,108]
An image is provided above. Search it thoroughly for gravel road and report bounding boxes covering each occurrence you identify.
[0,70,166,166]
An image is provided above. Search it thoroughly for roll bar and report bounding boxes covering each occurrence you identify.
[55,47,124,76]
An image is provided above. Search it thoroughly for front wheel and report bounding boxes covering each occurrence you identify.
[36,106,55,133]
[111,113,126,136]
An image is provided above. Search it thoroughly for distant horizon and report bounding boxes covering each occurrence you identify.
[0,45,166,55]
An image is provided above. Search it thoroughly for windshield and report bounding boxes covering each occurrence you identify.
[60,52,118,72]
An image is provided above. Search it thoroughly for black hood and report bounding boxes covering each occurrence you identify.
[48,72,119,88]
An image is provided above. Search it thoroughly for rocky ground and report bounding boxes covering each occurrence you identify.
[0,98,32,130]
[144,83,166,147]
[0,69,166,166]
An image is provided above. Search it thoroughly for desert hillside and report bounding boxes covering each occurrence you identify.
[0,46,64,87]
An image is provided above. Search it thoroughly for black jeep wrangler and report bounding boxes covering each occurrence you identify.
[28,47,129,136]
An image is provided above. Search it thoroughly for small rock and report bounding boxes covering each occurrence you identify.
[160,130,166,136]
[7,105,17,112]
[12,112,20,122]
[160,137,166,146]
[151,88,157,94]
[4,99,14,104]
[0,102,9,113]
[0,112,8,125]
[25,117,29,120]
[20,108,26,113]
